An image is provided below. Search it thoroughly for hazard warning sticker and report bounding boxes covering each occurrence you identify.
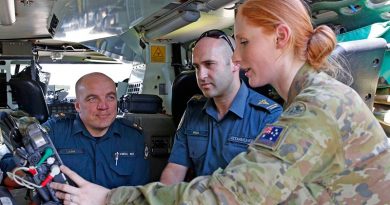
[150,45,166,63]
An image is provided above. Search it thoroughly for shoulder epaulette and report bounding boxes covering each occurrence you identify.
[117,117,143,132]
[250,95,282,113]
[131,122,143,132]
[51,113,76,120]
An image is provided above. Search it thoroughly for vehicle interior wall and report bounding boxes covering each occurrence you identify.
[141,43,175,115]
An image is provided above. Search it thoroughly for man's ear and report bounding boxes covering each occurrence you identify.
[275,24,291,49]
[74,101,81,113]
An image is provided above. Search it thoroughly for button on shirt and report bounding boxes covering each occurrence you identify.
[169,82,282,176]
[44,115,149,189]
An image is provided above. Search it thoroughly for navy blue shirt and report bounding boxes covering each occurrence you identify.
[43,115,149,188]
[169,82,282,176]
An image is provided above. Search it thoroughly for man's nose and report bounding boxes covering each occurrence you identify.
[97,101,109,110]
[198,67,208,80]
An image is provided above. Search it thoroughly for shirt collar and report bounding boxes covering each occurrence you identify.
[71,114,119,139]
[71,115,85,136]
[204,81,248,120]
[286,63,318,107]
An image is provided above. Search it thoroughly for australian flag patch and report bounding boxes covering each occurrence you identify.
[254,124,287,150]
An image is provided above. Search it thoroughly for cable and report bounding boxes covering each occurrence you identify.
[6,167,42,189]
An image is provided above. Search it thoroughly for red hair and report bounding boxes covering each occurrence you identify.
[238,0,337,70]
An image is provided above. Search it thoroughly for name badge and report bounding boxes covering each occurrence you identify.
[58,148,84,155]
[113,152,135,158]
[228,136,253,145]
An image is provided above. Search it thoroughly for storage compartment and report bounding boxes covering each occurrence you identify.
[119,94,163,114]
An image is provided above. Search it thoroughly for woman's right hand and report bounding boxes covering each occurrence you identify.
[50,165,110,205]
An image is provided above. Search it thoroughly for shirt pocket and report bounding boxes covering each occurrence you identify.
[109,151,136,176]
[57,148,89,175]
[186,130,208,160]
[224,135,252,161]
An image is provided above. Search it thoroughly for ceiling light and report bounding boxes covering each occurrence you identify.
[83,58,122,64]
[144,10,200,40]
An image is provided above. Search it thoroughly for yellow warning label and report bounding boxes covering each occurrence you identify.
[150,45,166,63]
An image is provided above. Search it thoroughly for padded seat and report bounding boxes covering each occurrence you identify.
[121,113,175,182]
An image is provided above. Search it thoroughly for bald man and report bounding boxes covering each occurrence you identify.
[44,72,149,188]
[1,72,149,189]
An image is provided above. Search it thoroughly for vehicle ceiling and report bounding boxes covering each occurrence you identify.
[0,0,389,64]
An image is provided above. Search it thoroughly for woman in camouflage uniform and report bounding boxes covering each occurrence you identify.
[51,0,390,204]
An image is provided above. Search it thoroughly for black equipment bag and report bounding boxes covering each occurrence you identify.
[0,186,17,205]
[119,94,163,114]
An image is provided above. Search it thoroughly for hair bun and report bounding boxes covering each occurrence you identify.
[307,25,337,69]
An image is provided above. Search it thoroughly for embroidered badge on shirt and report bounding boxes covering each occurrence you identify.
[258,99,270,105]
[266,104,280,110]
[254,125,287,151]
[144,145,149,159]
[285,102,306,116]
[258,99,280,110]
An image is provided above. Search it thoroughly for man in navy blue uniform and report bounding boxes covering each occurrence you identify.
[1,72,149,188]
[160,30,282,185]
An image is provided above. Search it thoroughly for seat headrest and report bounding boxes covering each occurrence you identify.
[9,78,49,123]
[332,38,387,110]
[171,70,202,127]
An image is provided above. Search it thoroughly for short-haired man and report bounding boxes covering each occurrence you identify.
[160,30,282,185]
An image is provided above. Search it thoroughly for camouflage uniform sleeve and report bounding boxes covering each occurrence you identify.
[214,102,343,204]
[106,101,343,204]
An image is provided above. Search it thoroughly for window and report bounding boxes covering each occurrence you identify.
[41,64,133,99]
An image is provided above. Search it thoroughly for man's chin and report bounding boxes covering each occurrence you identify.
[93,124,111,132]
[248,78,264,88]
[95,119,115,128]
[203,94,213,98]
[201,90,216,98]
